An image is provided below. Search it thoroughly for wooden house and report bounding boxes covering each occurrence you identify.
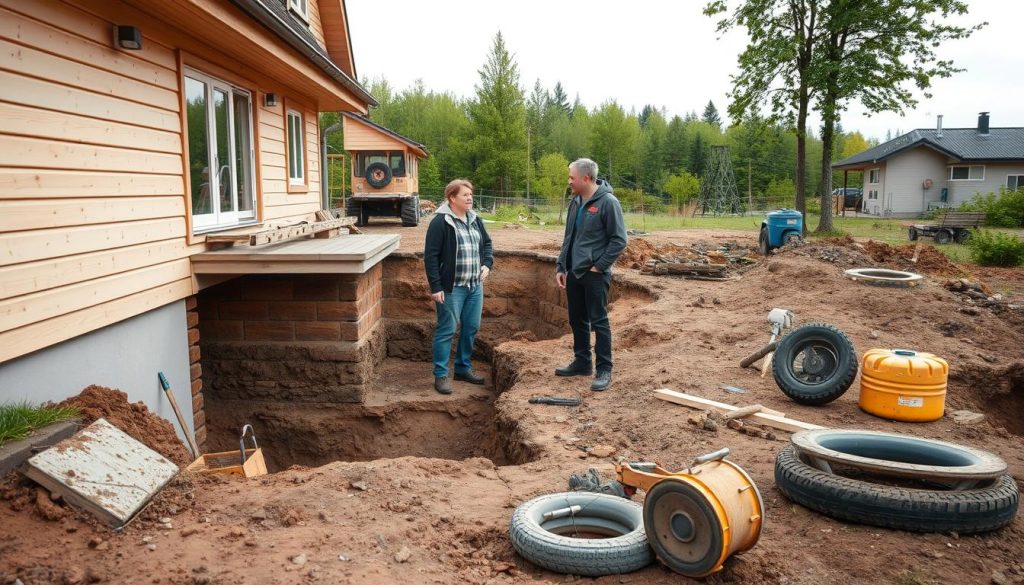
[0,0,387,449]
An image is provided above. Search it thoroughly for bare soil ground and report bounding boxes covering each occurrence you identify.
[3,219,1024,585]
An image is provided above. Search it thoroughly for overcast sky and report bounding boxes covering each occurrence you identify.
[347,0,1022,143]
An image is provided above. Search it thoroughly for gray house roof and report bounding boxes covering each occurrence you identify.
[834,127,1024,169]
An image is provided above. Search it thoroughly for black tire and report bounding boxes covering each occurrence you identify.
[955,229,972,244]
[908,227,918,241]
[365,162,392,189]
[775,444,1019,534]
[401,195,420,227]
[772,323,857,406]
[783,232,801,246]
[509,492,653,577]
[934,228,952,244]
[345,198,361,223]
[758,227,770,256]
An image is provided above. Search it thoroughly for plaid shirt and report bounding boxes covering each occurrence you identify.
[452,216,482,287]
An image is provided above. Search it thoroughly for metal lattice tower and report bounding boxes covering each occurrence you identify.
[694,145,744,216]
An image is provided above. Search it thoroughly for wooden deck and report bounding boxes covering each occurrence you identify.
[190,234,400,274]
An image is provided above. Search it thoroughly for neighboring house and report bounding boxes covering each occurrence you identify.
[0,0,376,443]
[833,113,1024,217]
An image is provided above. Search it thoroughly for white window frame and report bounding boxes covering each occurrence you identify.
[184,67,257,232]
[948,165,985,181]
[868,168,881,184]
[288,0,309,22]
[1006,175,1024,190]
[286,109,305,186]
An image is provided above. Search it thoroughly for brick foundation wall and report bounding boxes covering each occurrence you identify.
[185,296,206,452]
[198,266,385,405]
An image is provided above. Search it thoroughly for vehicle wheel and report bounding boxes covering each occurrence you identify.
[365,162,393,189]
[783,232,801,246]
[934,228,952,244]
[642,479,724,577]
[758,227,770,256]
[775,444,1019,533]
[401,195,420,227]
[772,323,857,406]
[955,229,972,244]
[908,227,918,241]
[509,492,653,576]
[357,204,368,227]
[344,198,360,220]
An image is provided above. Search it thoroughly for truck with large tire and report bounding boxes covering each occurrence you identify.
[341,113,429,227]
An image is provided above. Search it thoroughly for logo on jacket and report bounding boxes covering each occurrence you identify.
[587,206,598,213]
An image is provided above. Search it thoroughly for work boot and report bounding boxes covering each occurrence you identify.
[434,376,452,395]
[555,360,593,377]
[591,371,612,392]
[454,370,485,385]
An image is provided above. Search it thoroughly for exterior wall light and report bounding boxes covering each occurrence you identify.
[114,25,143,50]
[264,93,279,107]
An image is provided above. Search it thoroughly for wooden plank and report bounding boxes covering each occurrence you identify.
[0,168,183,199]
[249,217,358,246]
[0,239,189,300]
[191,234,398,263]
[0,276,192,363]
[0,135,182,174]
[0,70,181,132]
[0,0,178,71]
[653,388,826,433]
[0,217,184,266]
[0,196,184,232]
[0,102,182,154]
[0,259,191,332]
[0,39,179,112]
[0,6,179,89]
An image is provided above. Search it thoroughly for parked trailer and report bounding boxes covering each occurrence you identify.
[908,211,986,244]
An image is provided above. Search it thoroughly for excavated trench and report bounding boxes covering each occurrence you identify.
[200,252,654,472]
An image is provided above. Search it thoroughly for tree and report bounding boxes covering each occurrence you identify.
[706,0,822,225]
[664,172,701,211]
[813,0,982,233]
[665,116,689,173]
[534,152,570,208]
[590,100,638,184]
[702,100,722,128]
[839,131,869,160]
[551,82,571,115]
[468,32,528,194]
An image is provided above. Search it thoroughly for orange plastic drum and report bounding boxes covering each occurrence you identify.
[859,349,948,422]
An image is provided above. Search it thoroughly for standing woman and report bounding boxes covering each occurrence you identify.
[424,179,493,394]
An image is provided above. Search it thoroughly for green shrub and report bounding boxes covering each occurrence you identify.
[960,188,1024,227]
[492,204,533,223]
[965,230,1024,266]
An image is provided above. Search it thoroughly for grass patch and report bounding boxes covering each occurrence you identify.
[0,401,80,445]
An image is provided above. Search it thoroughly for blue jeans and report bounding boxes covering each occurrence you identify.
[432,284,484,378]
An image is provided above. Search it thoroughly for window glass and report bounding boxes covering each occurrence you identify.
[287,110,304,183]
[355,152,388,177]
[1008,175,1024,190]
[232,92,254,213]
[390,153,406,177]
[185,76,210,216]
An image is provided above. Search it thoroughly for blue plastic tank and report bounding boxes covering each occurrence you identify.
[761,209,803,252]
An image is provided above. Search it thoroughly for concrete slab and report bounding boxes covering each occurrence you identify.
[23,418,179,527]
[0,420,80,478]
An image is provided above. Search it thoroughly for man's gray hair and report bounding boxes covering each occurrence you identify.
[570,158,599,181]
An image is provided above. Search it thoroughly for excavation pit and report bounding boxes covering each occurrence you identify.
[198,252,653,471]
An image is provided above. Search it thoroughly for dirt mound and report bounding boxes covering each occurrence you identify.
[863,240,963,276]
[616,237,659,268]
[55,385,191,466]
[419,199,437,215]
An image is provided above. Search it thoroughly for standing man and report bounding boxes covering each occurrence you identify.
[554,159,628,391]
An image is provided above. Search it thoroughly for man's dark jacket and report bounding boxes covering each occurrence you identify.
[424,202,494,294]
[556,180,628,278]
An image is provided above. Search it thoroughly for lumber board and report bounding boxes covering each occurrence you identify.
[653,388,825,432]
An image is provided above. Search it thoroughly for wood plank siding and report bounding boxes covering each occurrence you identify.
[0,0,366,363]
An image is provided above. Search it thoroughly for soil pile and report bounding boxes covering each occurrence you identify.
[55,385,191,466]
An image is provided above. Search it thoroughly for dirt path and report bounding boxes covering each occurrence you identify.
[2,221,1023,585]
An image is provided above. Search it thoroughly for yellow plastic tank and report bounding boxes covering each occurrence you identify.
[859,349,948,422]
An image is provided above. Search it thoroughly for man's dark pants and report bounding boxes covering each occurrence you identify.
[566,270,613,373]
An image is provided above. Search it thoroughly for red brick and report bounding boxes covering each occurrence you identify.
[188,345,201,363]
[198,320,244,341]
[268,301,317,321]
[191,392,204,414]
[190,362,202,381]
[245,321,295,341]
[338,272,376,301]
[317,301,359,321]
[339,301,382,341]
[185,296,198,311]
[186,311,199,328]
[242,278,294,301]
[191,378,203,394]
[218,301,268,320]
[187,328,200,345]
[294,276,339,301]
[193,424,207,450]
[294,321,340,341]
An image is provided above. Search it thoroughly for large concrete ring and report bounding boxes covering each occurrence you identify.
[791,429,1007,483]
[843,268,923,287]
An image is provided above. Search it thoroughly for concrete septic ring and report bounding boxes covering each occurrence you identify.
[791,429,1007,487]
[843,268,923,287]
